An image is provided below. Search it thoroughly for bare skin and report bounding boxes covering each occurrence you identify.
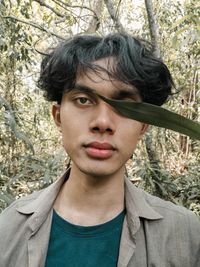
[54,165,125,226]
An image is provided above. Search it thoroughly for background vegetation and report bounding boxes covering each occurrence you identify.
[0,0,199,216]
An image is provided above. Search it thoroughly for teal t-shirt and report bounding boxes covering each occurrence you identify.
[44,209,125,267]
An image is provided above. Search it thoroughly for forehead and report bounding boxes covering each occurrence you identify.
[76,58,140,99]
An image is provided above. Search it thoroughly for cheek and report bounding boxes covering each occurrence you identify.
[122,120,143,138]
[59,113,86,147]
[119,122,142,150]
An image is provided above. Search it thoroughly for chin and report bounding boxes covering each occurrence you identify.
[78,164,124,179]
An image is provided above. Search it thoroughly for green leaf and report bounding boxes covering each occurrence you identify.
[0,191,14,206]
[172,35,178,49]
[170,15,191,30]
[0,96,35,153]
[98,95,200,141]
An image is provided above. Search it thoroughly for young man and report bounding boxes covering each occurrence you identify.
[0,33,199,267]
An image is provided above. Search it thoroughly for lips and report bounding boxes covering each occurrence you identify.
[84,142,116,159]
[86,142,115,150]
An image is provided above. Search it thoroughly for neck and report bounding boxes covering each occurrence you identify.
[54,165,125,226]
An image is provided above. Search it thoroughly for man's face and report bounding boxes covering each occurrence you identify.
[53,59,148,178]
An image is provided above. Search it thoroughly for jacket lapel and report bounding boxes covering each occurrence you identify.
[117,177,163,267]
[28,210,53,267]
[117,217,137,267]
[16,170,70,267]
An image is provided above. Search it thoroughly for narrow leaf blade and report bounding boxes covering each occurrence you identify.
[98,95,200,141]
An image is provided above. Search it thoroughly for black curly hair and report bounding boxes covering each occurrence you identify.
[38,33,174,106]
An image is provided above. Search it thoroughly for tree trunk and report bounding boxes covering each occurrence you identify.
[86,0,103,33]
[104,0,125,33]
[144,0,160,58]
[144,0,164,197]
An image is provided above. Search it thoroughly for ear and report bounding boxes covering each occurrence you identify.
[52,104,61,130]
[139,123,149,138]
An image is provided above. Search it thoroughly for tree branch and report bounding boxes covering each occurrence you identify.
[86,0,103,33]
[2,15,65,40]
[33,0,65,18]
[51,0,98,19]
[144,0,160,58]
[104,0,125,33]
[144,0,163,196]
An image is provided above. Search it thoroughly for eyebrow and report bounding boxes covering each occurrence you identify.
[73,84,140,100]
[73,85,96,96]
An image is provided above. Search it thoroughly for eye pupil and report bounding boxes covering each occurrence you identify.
[80,98,88,104]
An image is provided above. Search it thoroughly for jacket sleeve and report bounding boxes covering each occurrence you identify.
[0,200,31,267]
[186,210,200,266]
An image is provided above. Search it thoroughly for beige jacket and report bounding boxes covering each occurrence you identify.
[0,170,200,267]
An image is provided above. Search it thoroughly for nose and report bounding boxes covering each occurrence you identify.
[89,102,116,135]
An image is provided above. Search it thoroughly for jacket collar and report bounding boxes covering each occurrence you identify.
[16,169,163,232]
[124,176,163,237]
[16,170,69,232]
[125,177,163,220]
[16,170,68,215]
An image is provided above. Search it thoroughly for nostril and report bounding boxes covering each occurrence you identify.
[92,127,99,132]
[92,126,113,134]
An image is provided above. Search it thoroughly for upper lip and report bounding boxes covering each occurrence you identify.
[85,142,115,150]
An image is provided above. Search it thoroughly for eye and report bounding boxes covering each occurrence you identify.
[75,97,93,105]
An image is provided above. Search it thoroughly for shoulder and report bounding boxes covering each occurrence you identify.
[126,181,200,265]
[142,190,200,264]
[126,177,199,225]
[0,189,43,229]
[0,170,67,228]
[142,189,200,240]
[127,177,200,237]
[144,189,199,219]
[1,189,43,212]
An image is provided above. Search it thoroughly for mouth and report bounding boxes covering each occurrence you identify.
[83,142,116,159]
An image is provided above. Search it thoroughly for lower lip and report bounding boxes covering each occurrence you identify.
[85,147,115,159]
